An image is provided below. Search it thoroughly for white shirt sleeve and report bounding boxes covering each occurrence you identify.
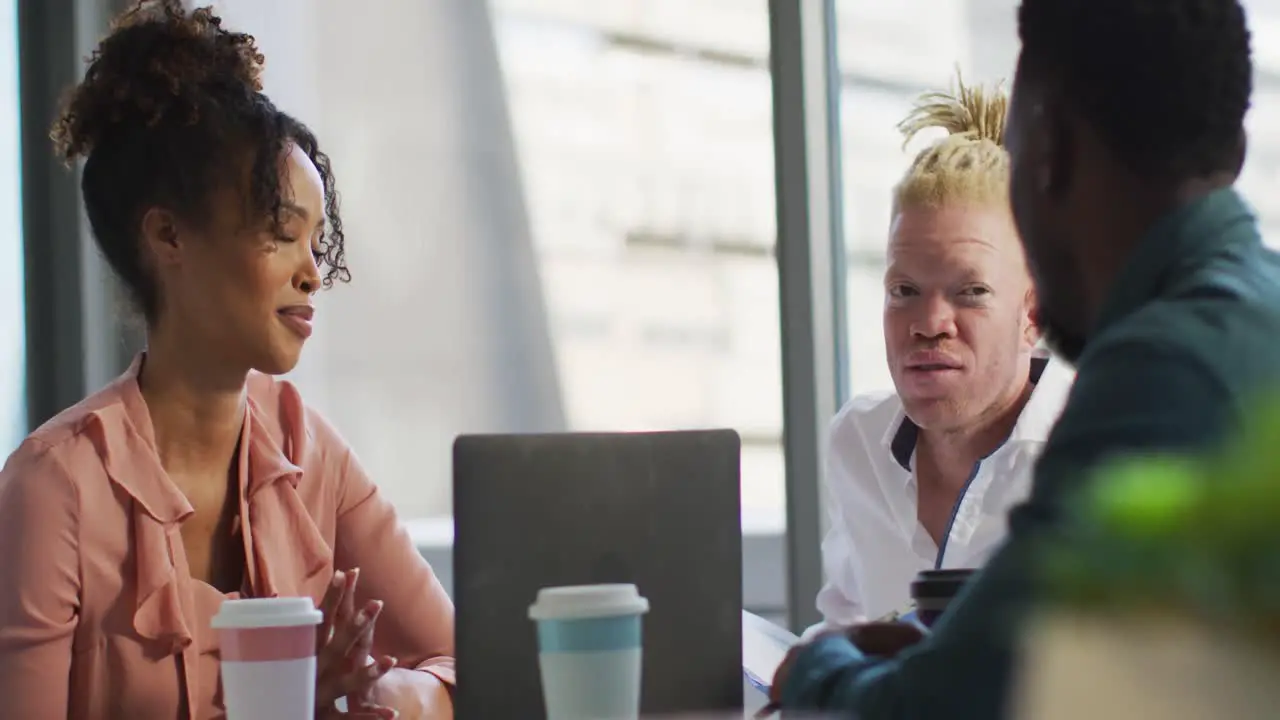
[802,411,870,640]
[807,503,866,635]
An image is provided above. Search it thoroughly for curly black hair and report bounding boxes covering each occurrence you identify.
[50,0,349,322]
[1017,0,1252,180]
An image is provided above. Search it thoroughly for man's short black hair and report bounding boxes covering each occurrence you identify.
[1017,0,1252,180]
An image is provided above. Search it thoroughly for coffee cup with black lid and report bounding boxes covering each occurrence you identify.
[909,569,975,628]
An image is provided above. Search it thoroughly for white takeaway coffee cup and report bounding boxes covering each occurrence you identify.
[212,597,323,720]
[529,584,650,720]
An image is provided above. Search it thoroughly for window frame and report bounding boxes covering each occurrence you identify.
[19,0,141,432]
[768,0,846,632]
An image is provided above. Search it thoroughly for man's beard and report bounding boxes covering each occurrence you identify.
[1028,251,1090,364]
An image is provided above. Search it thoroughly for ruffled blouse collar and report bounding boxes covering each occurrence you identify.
[80,354,332,717]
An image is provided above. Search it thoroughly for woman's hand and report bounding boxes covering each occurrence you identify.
[369,668,455,720]
[315,568,400,719]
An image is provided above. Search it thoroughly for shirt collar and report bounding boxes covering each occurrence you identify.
[84,352,325,667]
[1094,187,1259,336]
[883,352,1067,472]
[91,353,303,522]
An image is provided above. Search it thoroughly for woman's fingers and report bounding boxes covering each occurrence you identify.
[344,609,380,710]
[316,570,347,652]
[315,569,395,716]
[321,703,398,720]
[332,600,382,660]
[348,601,377,662]
[337,655,397,699]
[316,600,384,707]
[317,653,396,710]
[317,569,363,678]
[342,709,399,720]
[337,568,360,628]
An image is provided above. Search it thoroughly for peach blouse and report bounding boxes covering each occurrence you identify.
[0,357,455,719]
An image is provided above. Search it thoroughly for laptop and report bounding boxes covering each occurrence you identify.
[452,429,744,719]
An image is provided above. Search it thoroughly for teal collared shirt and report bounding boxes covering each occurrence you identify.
[781,188,1280,719]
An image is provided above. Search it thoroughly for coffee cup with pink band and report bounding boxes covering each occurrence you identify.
[212,597,323,719]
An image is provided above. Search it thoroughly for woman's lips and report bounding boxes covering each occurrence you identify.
[277,307,314,339]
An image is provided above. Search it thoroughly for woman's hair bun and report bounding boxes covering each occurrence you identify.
[897,69,1008,150]
[51,0,265,163]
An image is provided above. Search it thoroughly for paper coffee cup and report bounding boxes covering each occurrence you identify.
[212,597,323,720]
[529,584,650,720]
[909,569,974,627]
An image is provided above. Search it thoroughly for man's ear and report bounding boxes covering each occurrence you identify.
[140,207,183,269]
[1231,127,1247,180]
[1022,287,1041,349]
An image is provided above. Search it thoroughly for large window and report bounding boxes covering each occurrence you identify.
[0,0,23,454]
[1240,2,1280,244]
[490,0,785,531]
[833,0,1017,399]
[834,0,1280,399]
[208,0,786,591]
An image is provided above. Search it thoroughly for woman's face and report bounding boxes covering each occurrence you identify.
[148,144,326,376]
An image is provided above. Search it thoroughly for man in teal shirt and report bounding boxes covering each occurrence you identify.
[773,0,1280,717]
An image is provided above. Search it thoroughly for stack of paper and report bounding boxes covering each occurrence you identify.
[742,610,799,695]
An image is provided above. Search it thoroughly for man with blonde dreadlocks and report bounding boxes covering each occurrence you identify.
[773,0,1280,717]
[810,74,1072,633]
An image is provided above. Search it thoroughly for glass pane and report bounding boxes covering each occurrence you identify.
[211,0,784,613]
[1240,1,1280,244]
[836,0,1280,393]
[0,0,23,453]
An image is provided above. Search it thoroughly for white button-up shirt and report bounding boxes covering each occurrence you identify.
[813,354,1074,628]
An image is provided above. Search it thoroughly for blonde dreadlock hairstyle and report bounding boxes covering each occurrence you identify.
[891,72,1010,213]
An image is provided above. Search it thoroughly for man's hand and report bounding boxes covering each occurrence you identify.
[846,621,927,657]
[769,622,928,707]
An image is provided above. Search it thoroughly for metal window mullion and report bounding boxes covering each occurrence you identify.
[769,0,846,633]
[20,0,140,431]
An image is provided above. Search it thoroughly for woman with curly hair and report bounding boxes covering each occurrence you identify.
[0,1,454,717]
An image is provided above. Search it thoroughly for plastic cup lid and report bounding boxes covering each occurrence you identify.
[528,584,649,621]
[211,597,323,630]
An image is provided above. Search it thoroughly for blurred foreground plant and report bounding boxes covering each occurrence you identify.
[1044,394,1280,640]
